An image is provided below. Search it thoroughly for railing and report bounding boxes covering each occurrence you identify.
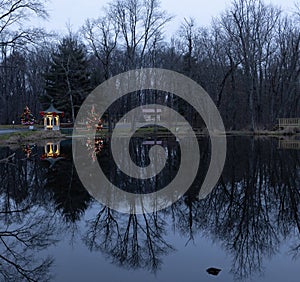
[278,139,300,150]
[278,118,300,128]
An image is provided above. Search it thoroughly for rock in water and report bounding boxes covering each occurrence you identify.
[206,267,221,276]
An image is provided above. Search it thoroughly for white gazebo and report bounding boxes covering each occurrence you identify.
[40,103,64,130]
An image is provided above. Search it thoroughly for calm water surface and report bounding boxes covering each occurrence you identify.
[0,136,299,282]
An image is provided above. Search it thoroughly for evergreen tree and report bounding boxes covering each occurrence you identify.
[43,36,91,122]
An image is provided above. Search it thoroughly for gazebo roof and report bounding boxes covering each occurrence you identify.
[42,157,65,168]
[43,103,63,114]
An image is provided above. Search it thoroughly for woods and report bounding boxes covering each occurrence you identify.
[0,0,299,130]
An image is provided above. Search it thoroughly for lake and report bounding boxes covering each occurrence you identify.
[0,136,299,282]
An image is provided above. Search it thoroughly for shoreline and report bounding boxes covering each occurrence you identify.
[0,127,299,146]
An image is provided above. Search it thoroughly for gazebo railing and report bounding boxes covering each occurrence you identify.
[278,139,300,150]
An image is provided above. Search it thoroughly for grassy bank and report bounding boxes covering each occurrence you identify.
[0,130,65,145]
[0,124,43,130]
[0,125,299,145]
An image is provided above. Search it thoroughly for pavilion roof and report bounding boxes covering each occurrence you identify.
[43,103,63,114]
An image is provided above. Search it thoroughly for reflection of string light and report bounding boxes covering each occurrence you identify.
[86,138,104,162]
[40,153,61,160]
[22,144,36,158]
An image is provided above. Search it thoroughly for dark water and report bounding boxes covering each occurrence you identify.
[0,136,299,282]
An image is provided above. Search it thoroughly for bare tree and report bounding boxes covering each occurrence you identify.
[269,16,300,121]
[217,0,281,130]
[177,18,197,75]
[82,16,119,80]
[0,0,49,124]
[0,0,48,47]
[108,0,172,69]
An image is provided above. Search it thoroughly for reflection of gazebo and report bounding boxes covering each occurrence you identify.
[40,103,64,130]
[44,142,60,158]
[41,142,64,168]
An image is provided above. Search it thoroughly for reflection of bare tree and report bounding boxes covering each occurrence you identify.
[1,136,299,281]
[0,211,56,281]
[84,207,174,272]
[0,146,58,281]
[290,243,300,259]
[170,137,300,280]
[99,136,180,194]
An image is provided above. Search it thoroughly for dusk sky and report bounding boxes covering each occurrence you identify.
[35,0,298,35]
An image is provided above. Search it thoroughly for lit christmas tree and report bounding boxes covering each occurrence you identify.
[85,105,104,161]
[21,106,35,126]
[86,105,103,131]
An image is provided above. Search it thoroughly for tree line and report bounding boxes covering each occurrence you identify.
[0,0,299,130]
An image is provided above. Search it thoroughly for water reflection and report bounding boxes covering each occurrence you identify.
[175,137,300,280]
[0,145,57,281]
[41,141,65,168]
[84,207,174,272]
[22,144,36,159]
[278,136,300,150]
[0,136,299,281]
[41,140,92,223]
